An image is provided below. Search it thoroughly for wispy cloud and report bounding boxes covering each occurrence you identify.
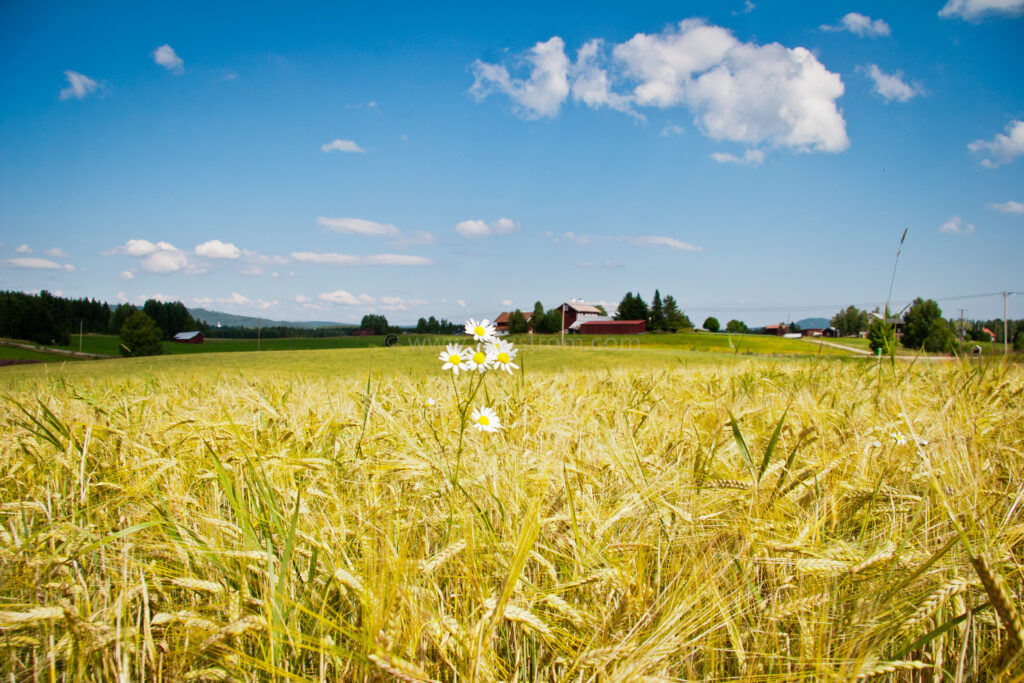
[968,120,1024,168]
[711,149,765,166]
[193,292,277,310]
[291,251,433,266]
[321,139,366,153]
[59,71,101,100]
[454,217,520,238]
[661,124,684,137]
[821,12,891,37]
[317,290,375,305]
[860,64,924,102]
[152,44,184,73]
[15,244,32,254]
[44,248,68,258]
[317,216,400,237]
[547,232,702,251]
[3,257,74,271]
[988,200,1024,214]
[939,216,976,234]
[939,0,1024,20]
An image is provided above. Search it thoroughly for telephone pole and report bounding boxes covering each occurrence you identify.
[1003,291,1009,355]
[958,309,966,343]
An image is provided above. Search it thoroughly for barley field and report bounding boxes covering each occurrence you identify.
[1,348,1022,681]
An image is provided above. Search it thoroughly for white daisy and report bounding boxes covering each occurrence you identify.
[465,345,492,373]
[465,318,497,343]
[425,397,436,408]
[488,339,518,374]
[438,343,469,375]
[891,431,907,446]
[470,405,501,432]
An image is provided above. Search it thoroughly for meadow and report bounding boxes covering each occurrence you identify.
[1,343,1022,681]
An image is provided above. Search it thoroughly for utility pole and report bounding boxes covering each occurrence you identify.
[1004,291,1010,355]
[257,316,261,352]
[958,309,966,344]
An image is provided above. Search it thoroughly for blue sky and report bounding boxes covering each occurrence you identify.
[1,1,1022,326]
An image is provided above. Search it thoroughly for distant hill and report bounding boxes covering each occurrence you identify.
[795,317,830,329]
[189,308,354,330]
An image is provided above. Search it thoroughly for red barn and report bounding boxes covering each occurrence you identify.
[578,320,646,334]
[560,301,604,330]
[173,331,204,344]
[494,311,533,335]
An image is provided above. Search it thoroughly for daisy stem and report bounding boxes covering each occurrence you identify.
[448,369,487,528]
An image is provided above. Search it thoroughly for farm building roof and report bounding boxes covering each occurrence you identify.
[563,302,603,314]
[173,331,203,341]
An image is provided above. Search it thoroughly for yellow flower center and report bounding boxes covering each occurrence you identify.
[473,351,486,363]
[475,326,486,337]
[478,415,490,426]
[451,355,461,364]
[497,352,510,364]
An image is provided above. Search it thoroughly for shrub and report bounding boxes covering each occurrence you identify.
[119,311,163,357]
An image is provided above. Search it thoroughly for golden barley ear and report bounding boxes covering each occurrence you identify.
[971,553,1024,657]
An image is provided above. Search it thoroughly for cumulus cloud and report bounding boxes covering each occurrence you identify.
[454,217,520,238]
[860,64,924,102]
[939,216,976,234]
[321,139,366,153]
[15,244,32,254]
[119,270,135,280]
[968,120,1024,168]
[291,251,360,266]
[939,0,1024,20]
[318,290,375,305]
[152,44,184,73]
[470,36,570,118]
[821,12,891,37]
[989,200,1024,213]
[59,71,101,100]
[45,248,68,258]
[107,239,192,274]
[711,149,765,166]
[317,216,400,237]
[661,124,685,136]
[195,239,242,259]
[472,20,849,155]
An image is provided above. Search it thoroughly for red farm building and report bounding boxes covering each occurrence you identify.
[172,331,204,344]
[494,311,533,335]
[577,320,646,334]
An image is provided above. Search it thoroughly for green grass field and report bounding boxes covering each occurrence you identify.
[0,345,83,363]
[1,341,1022,680]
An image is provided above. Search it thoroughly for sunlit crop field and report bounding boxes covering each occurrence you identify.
[1,347,1022,681]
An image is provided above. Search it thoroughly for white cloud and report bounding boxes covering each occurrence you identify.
[457,300,467,308]
[569,40,640,117]
[470,36,571,118]
[455,220,490,238]
[968,120,1024,168]
[363,254,433,266]
[454,217,520,238]
[393,230,436,248]
[194,292,276,310]
[59,71,101,100]
[661,124,685,136]
[45,248,68,258]
[195,239,242,259]
[711,149,765,166]
[735,1,756,15]
[472,21,848,156]
[321,139,366,153]
[318,290,375,305]
[860,64,923,102]
[3,257,63,270]
[939,0,1024,20]
[821,13,891,37]
[501,299,513,306]
[939,216,976,234]
[623,235,702,251]
[152,44,184,74]
[291,251,360,265]
[15,244,32,254]
[107,239,191,274]
[119,270,135,280]
[317,216,400,237]
[377,296,427,311]
[989,200,1024,214]
[116,292,128,303]
[240,265,263,276]
[294,295,310,303]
